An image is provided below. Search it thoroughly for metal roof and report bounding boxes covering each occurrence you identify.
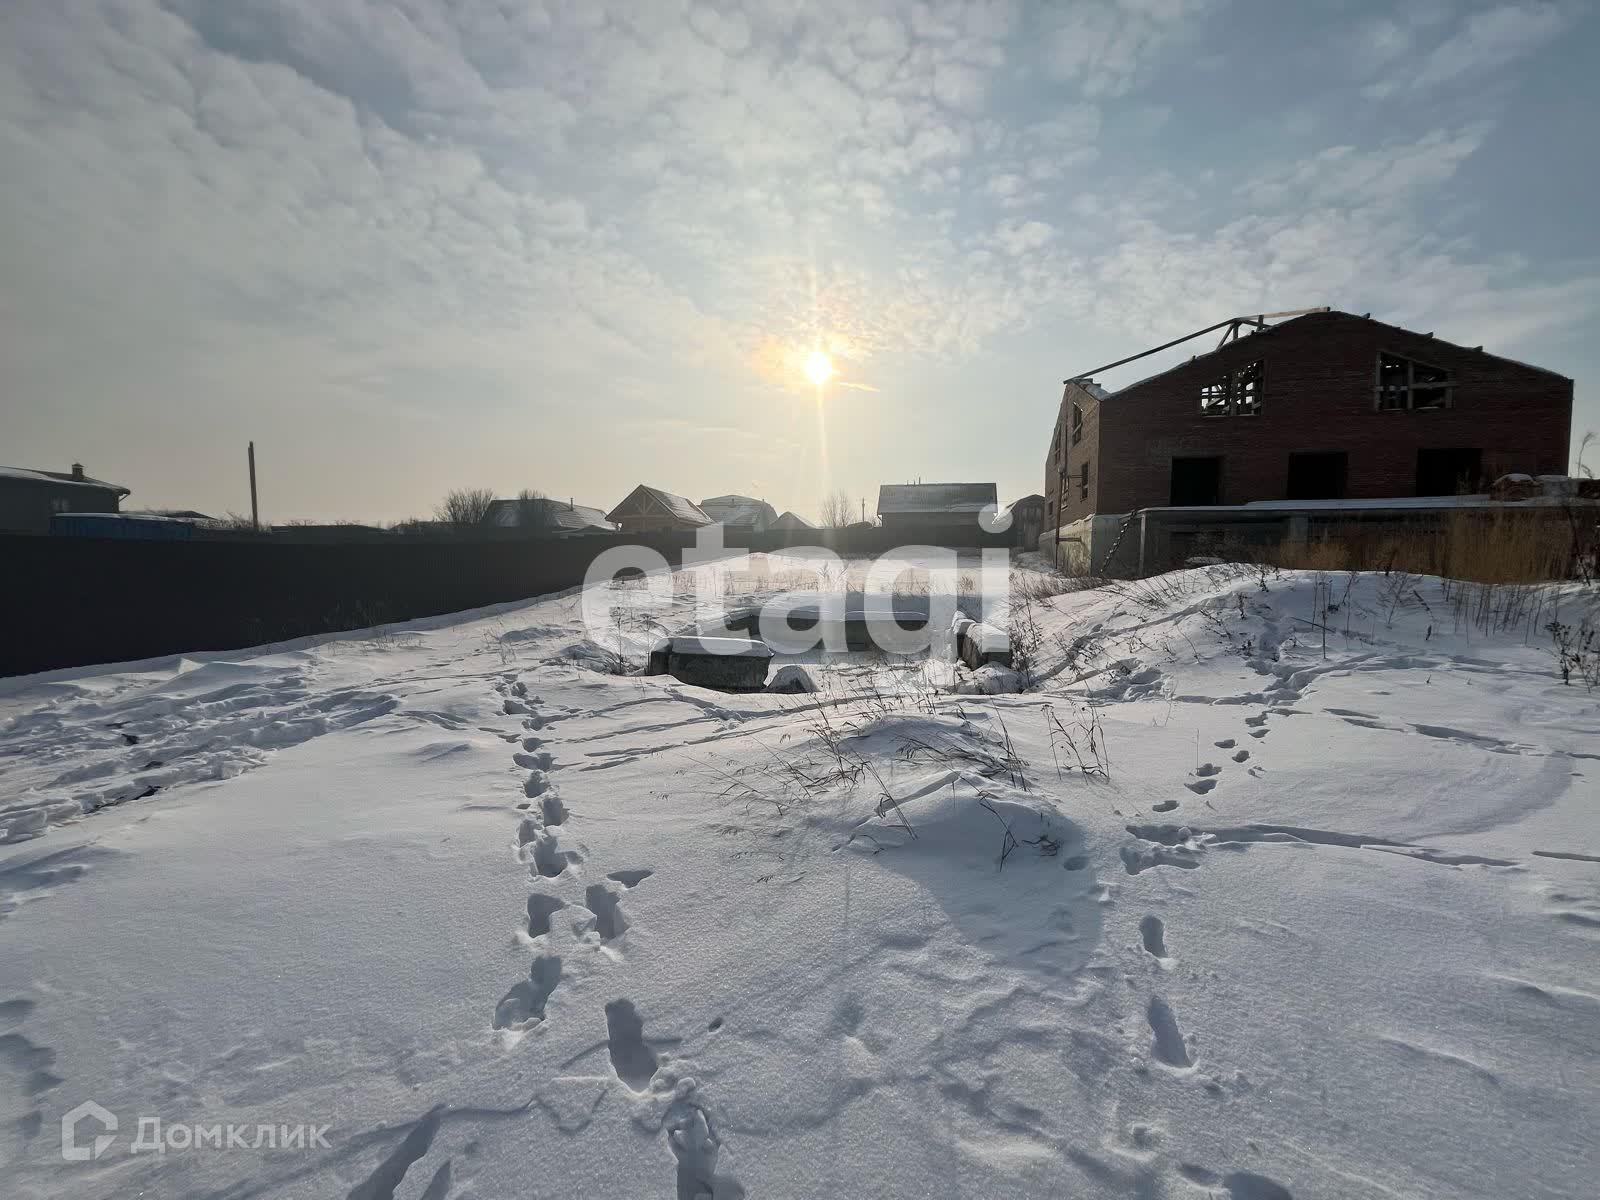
[0,465,130,496]
[606,485,712,526]
[699,495,778,528]
[877,483,997,516]
[483,498,615,532]
[700,494,760,506]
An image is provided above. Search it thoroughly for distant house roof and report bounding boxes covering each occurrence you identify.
[606,485,712,526]
[699,494,778,529]
[50,512,193,541]
[483,497,615,532]
[1009,494,1045,510]
[770,510,814,530]
[0,465,130,497]
[128,509,214,521]
[878,483,997,517]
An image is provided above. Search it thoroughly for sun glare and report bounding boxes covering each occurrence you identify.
[804,349,834,386]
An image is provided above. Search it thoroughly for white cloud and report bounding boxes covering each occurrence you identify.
[1355,16,1414,69]
[932,61,987,111]
[985,172,1029,203]
[1414,2,1571,87]
[1238,127,1488,210]
[688,4,753,54]
[1070,125,1595,366]
[1038,0,1225,97]
[1364,2,1573,98]
[0,0,1594,518]
[993,219,1057,256]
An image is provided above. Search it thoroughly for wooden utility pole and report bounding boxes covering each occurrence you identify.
[248,441,259,532]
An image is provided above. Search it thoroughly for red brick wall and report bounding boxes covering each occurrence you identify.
[1044,381,1105,526]
[1060,311,1574,514]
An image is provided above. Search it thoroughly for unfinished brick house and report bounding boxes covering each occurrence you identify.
[1043,309,1573,569]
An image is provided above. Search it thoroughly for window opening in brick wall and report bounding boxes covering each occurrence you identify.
[1376,352,1452,410]
[1199,360,1262,416]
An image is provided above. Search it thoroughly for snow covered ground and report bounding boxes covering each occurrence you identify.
[1,557,1597,1199]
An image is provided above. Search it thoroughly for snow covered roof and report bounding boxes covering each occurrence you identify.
[61,512,189,523]
[877,483,997,516]
[483,498,615,532]
[699,495,778,529]
[770,510,815,530]
[128,509,215,521]
[606,485,712,526]
[0,465,130,496]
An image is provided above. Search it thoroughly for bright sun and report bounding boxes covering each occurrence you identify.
[804,349,834,386]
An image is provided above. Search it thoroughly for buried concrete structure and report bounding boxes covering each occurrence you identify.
[766,664,818,693]
[713,593,940,655]
[649,636,774,692]
[648,593,1012,693]
[955,620,1012,670]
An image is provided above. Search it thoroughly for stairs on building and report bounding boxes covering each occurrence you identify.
[1095,513,1137,577]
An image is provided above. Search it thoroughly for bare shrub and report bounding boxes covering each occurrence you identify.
[511,488,557,531]
[819,490,855,528]
[1042,702,1109,779]
[1048,627,1108,681]
[1007,600,1042,679]
[207,511,260,531]
[895,719,1029,791]
[481,620,518,666]
[436,487,496,528]
[1011,565,1096,603]
[1272,509,1584,585]
[1546,616,1599,690]
[1105,564,1254,612]
[1275,537,1350,572]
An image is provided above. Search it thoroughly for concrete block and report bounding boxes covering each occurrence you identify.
[665,636,773,692]
[646,637,671,675]
[958,621,1012,669]
[767,664,817,693]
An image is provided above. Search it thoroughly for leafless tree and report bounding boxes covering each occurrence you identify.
[515,487,557,531]
[819,489,855,528]
[1577,431,1596,479]
[435,487,496,528]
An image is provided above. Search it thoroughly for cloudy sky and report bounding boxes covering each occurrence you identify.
[3,0,1597,523]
